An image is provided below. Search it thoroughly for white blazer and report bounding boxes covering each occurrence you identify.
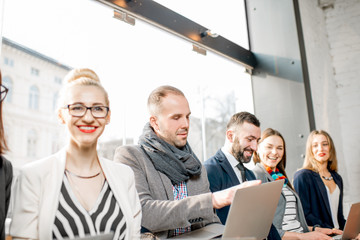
[10,149,141,240]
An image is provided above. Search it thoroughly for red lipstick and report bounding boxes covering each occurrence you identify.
[78,125,97,133]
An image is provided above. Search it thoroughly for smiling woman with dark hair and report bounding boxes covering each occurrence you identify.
[0,70,13,240]
[253,128,342,240]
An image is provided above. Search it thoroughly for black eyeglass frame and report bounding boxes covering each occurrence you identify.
[0,84,9,102]
[63,104,110,118]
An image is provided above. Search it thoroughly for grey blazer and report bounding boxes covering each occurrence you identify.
[252,163,309,237]
[114,145,220,239]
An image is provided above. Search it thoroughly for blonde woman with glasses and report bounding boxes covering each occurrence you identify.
[10,68,141,239]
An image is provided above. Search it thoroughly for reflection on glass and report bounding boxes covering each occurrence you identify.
[1,0,253,166]
[155,0,249,48]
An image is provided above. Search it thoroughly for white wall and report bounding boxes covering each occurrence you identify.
[299,0,360,214]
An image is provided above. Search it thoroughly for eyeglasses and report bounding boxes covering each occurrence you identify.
[0,85,9,102]
[64,104,109,118]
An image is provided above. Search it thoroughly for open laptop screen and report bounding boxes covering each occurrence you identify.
[171,180,283,240]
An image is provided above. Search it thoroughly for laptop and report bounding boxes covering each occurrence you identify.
[64,233,114,240]
[333,202,360,240]
[171,179,284,240]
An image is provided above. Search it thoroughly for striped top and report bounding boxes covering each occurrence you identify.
[52,175,127,239]
[172,181,191,236]
[282,186,304,233]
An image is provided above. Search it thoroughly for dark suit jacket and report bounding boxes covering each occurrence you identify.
[204,149,255,224]
[0,156,12,240]
[293,169,346,230]
[204,149,281,240]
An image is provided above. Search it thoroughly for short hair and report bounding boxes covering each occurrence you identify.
[147,85,185,116]
[226,111,260,132]
[57,68,109,109]
[302,130,338,172]
[253,128,294,190]
[0,70,9,154]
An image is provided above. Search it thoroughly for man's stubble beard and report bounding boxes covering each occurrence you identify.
[231,142,252,164]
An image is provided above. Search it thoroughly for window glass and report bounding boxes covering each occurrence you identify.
[155,0,249,49]
[2,76,12,103]
[53,92,58,111]
[3,57,14,66]
[27,129,37,158]
[54,77,62,84]
[2,0,252,164]
[29,85,39,110]
[31,67,39,76]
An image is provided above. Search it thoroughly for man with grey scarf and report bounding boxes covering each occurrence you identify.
[114,85,260,239]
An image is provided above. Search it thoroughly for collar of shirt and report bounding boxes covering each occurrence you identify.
[221,146,244,183]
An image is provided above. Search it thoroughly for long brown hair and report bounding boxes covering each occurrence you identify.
[302,130,338,172]
[253,128,294,190]
[0,70,9,154]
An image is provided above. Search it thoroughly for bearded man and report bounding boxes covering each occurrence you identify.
[114,87,260,239]
[204,111,281,240]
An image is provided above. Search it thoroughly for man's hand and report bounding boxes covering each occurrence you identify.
[299,231,333,240]
[211,180,261,209]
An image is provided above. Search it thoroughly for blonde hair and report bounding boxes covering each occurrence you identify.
[57,68,109,109]
[302,130,338,172]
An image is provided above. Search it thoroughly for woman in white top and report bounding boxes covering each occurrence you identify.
[253,128,341,239]
[294,130,345,230]
[10,68,141,239]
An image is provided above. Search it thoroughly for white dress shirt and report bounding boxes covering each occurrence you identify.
[221,147,244,183]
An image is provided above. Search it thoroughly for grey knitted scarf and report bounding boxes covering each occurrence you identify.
[138,123,202,185]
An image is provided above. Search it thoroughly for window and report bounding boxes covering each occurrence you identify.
[54,77,62,84]
[2,76,13,103]
[27,129,37,158]
[53,92,58,110]
[29,85,39,110]
[31,67,39,76]
[2,0,253,165]
[4,57,14,67]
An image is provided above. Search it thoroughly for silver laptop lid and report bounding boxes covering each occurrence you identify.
[341,202,360,240]
[222,179,284,240]
[64,233,114,240]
